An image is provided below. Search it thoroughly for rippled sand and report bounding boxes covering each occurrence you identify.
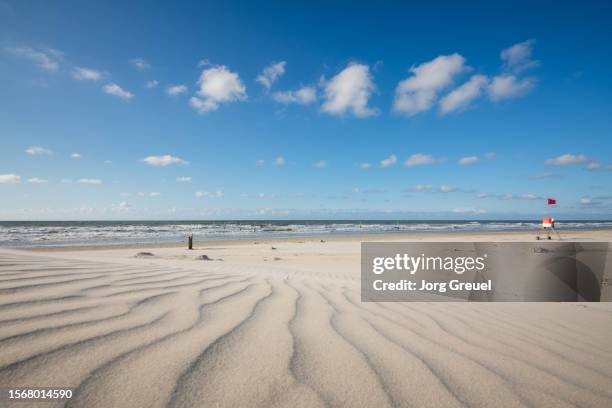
[1,234,612,407]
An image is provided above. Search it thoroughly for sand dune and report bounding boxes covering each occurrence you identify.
[1,237,612,407]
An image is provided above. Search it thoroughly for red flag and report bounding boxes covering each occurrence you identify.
[547,198,556,205]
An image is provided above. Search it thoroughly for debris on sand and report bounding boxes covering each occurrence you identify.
[134,252,155,258]
[271,246,277,250]
[273,257,282,261]
[193,254,213,261]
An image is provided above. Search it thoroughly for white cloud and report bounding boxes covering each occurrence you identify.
[78,178,102,185]
[529,172,560,179]
[146,80,159,89]
[393,54,467,116]
[404,153,446,167]
[142,155,188,167]
[313,160,328,168]
[359,162,372,169]
[195,190,223,198]
[321,63,378,118]
[103,83,134,100]
[176,176,192,182]
[4,46,61,71]
[439,75,488,114]
[458,156,480,165]
[190,65,247,113]
[577,196,607,206]
[585,162,601,171]
[507,193,540,200]
[410,185,461,193]
[27,177,48,184]
[545,153,588,166]
[245,193,280,200]
[0,174,21,184]
[129,57,150,70]
[586,163,612,171]
[438,185,457,193]
[487,75,534,101]
[452,207,487,215]
[413,184,433,191]
[150,192,161,197]
[484,152,496,159]
[256,159,265,166]
[479,192,542,201]
[484,41,538,103]
[256,61,286,89]
[501,39,539,73]
[26,146,52,155]
[361,188,386,194]
[272,86,317,105]
[167,84,187,96]
[273,156,285,166]
[71,153,82,159]
[380,154,397,168]
[72,67,102,81]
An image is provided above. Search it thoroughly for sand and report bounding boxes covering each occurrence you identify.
[1,230,612,407]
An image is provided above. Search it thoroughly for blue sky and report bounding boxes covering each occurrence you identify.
[1,0,611,220]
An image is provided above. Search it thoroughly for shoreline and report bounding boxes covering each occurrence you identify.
[10,228,612,252]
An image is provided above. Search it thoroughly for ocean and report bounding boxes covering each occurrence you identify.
[1,220,611,247]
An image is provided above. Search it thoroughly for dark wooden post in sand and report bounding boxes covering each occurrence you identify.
[188,234,193,250]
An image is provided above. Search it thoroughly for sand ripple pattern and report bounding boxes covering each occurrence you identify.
[0,251,612,407]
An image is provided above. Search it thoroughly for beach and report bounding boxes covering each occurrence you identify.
[4,1,612,406]
[1,230,612,407]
